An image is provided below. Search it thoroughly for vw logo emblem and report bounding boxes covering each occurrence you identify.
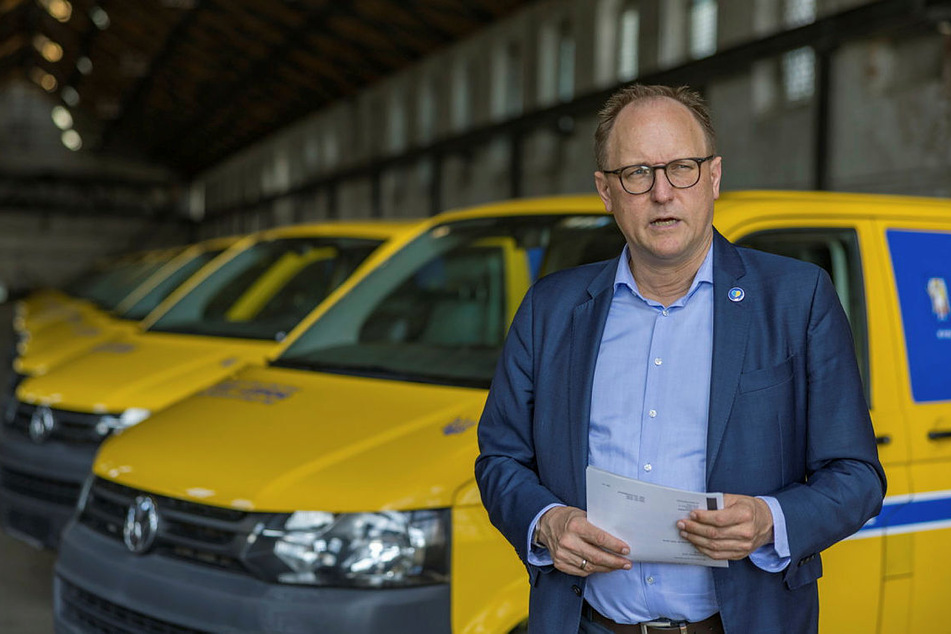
[123,495,158,555]
[28,405,55,443]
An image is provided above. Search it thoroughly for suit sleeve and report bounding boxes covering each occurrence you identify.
[475,286,563,566]
[774,269,886,584]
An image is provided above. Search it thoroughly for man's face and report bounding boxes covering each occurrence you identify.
[594,98,721,270]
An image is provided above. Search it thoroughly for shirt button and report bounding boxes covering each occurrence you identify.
[654,357,662,366]
[662,309,669,317]
[646,576,655,584]
[644,463,652,472]
[648,409,657,418]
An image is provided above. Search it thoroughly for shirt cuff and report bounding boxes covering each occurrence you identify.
[525,503,564,567]
[749,495,791,572]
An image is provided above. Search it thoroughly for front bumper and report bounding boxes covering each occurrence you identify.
[0,427,96,549]
[54,521,452,633]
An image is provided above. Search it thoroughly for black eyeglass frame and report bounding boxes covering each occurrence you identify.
[601,154,718,195]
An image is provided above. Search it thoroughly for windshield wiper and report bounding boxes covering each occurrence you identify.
[271,358,410,378]
[269,358,489,388]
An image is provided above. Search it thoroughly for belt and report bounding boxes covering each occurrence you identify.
[583,601,724,634]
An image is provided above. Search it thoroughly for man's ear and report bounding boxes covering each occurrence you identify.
[594,171,614,213]
[710,155,722,201]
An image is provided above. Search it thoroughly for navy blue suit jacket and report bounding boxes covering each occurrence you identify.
[475,230,886,633]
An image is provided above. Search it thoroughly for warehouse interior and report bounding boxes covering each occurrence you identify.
[1,0,950,292]
[2,0,951,631]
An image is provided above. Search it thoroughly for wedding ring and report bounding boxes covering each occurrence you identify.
[580,558,588,570]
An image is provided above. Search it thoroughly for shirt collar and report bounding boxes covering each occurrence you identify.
[614,242,714,306]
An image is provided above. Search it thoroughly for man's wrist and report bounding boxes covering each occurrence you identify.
[527,503,563,556]
[532,523,544,549]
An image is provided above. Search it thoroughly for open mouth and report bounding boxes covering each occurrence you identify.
[650,218,679,227]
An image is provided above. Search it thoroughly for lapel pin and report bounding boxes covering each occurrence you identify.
[728,287,745,302]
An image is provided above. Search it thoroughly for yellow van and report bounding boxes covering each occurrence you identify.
[2,239,239,468]
[4,245,201,444]
[0,221,413,550]
[13,247,184,342]
[53,192,950,633]
[13,237,240,379]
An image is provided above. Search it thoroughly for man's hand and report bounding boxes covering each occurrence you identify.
[535,506,631,577]
[677,494,774,560]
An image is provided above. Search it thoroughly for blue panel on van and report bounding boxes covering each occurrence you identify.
[887,230,951,403]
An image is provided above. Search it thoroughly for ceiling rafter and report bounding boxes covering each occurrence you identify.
[321,16,419,66]
[99,2,204,149]
[169,0,531,172]
[147,1,332,158]
[332,5,433,59]
[0,0,28,20]
[0,0,537,175]
[0,43,26,74]
[416,0,497,29]
[53,0,106,105]
[378,0,458,45]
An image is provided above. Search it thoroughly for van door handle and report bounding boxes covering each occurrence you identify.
[875,435,891,445]
[927,430,951,441]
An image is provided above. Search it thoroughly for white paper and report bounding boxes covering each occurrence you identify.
[586,465,728,568]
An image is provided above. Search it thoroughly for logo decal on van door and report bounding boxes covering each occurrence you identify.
[443,417,476,435]
[927,277,949,322]
[887,230,951,402]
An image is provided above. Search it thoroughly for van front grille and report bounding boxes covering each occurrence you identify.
[0,466,82,506]
[79,478,261,576]
[6,402,108,445]
[59,577,208,634]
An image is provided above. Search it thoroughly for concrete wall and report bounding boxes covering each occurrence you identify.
[171,1,951,230]
[830,35,951,196]
[9,0,951,254]
[0,81,189,291]
[0,210,186,292]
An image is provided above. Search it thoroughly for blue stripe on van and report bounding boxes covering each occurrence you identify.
[851,492,951,539]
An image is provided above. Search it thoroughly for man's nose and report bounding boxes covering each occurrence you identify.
[650,167,674,203]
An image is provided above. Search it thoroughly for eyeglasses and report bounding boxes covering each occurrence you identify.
[602,155,717,195]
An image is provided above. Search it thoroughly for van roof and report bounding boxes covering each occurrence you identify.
[716,190,951,221]
[251,219,422,241]
[430,190,951,224]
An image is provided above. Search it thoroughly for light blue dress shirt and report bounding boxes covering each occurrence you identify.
[528,245,790,624]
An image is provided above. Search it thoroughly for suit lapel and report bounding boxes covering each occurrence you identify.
[707,232,751,480]
[568,259,617,506]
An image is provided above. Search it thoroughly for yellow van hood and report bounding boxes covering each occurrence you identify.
[18,301,100,339]
[15,319,139,376]
[94,365,486,513]
[17,332,274,414]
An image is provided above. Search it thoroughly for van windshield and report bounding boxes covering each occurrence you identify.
[68,254,179,310]
[118,249,227,321]
[273,214,624,388]
[148,237,382,340]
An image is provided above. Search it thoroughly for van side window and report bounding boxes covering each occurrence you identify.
[737,229,870,405]
[360,245,507,349]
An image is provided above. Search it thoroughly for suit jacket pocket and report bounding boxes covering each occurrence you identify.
[739,355,794,394]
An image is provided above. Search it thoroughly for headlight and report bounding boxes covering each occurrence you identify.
[95,407,151,436]
[244,509,450,588]
[15,328,30,345]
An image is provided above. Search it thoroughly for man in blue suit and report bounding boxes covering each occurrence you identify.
[475,84,885,634]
